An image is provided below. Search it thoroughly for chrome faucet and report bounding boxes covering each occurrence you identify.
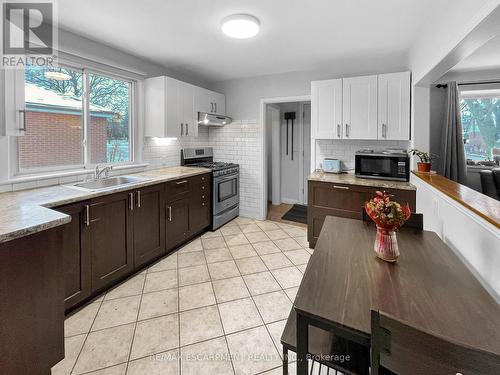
[94,165,113,180]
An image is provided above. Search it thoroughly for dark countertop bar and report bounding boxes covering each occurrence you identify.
[308,171,416,191]
[293,216,500,355]
[412,171,500,229]
[0,166,210,244]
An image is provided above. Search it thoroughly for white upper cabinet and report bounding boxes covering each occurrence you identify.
[378,72,411,140]
[144,76,199,138]
[195,88,226,115]
[210,91,225,115]
[1,69,26,137]
[342,75,378,140]
[310,72,411,141]
[311,79,342,139]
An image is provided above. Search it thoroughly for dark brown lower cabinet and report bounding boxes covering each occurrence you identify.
[308,180,416,247]
[166,197,191,250]
[55,175,210,311]
[133,184,166,268]
[89,191,134,293]
[56,202,92,310]
[166,172,212,250]
[0,227,65,375]
[190,175,211,233]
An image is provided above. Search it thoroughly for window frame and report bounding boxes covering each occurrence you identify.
[459,86,500,163]
[13,61,137,177]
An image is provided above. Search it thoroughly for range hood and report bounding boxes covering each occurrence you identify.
[198,112,232,127]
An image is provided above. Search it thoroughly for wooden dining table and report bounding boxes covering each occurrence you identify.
[292,216,500,375]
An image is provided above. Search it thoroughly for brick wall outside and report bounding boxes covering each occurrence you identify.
[18,111,108,169]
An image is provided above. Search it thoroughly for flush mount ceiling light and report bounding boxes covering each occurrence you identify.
[221,14,260,39]
[44,71,71,81]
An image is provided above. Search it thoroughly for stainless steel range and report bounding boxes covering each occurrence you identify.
[181,147,239,230]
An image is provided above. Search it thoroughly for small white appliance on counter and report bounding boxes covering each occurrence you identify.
[322,158,342,173]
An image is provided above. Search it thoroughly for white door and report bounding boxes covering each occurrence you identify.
[311,79,342,139]
[166,77,182,137]
[378,72,410,140]
[280,110,300,204]
[302,104,311,204]
[343,75,378,140]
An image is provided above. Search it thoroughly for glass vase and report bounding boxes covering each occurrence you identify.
[374,226,399,262]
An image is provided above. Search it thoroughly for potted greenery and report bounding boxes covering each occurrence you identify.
[409,149,436,173]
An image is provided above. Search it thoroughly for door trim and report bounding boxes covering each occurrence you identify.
[260,95,311,220]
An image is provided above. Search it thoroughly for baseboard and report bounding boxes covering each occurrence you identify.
[239,208,261,220]
[281,198,299,205]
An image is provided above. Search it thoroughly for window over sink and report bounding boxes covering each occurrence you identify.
[17,64,134,173]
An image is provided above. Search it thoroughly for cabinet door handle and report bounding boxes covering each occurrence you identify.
[337,124,341,138]
[345,124,349,138]
[84,205,90,226]
[382,123,387,138]
[333,185,349,190]
[186,123,189,135]
[210,102,213,112]
[167,206,172,221]
[129,192,134,211]
[176,180,188,185]
[181,123,184,136]
[215,103,217,113]
[19,110,27,132]
[137,191,141,208]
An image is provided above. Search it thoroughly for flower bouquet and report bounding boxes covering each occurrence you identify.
[364,191,411,262]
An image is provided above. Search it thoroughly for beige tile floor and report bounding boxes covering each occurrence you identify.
[52,217,311,375]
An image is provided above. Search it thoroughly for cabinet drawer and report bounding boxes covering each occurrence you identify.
[166,178,191,202]
[191,173,210,185]
[310,182,366,213]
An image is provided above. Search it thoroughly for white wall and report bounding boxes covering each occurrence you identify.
[213,56,407,120]
[209,121,262,219]
[408,0,500,84]
[315,139,410,171]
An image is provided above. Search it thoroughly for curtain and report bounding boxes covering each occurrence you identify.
[440,82,467,184]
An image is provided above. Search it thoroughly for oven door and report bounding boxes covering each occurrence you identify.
[214,172,239,214]
[355,155,409,181]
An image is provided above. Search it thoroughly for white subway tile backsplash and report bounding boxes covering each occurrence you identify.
[315,139,410,171]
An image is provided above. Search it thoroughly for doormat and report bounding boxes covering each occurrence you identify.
[281,204,307,224]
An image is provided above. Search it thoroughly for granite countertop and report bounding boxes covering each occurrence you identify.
[308,171,416,191]
[0,166,210,244]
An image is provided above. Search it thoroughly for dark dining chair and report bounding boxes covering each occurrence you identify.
[361,210,423,231]
[371,310,500,375]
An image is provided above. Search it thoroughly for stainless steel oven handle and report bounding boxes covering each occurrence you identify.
[215,173,239,182]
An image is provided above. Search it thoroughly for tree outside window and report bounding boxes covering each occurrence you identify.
[21,65,131,171]
[460,96,500,162]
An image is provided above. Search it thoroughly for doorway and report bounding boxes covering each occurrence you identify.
[264,99,311,223]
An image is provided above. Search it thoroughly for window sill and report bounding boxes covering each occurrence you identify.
[467,165,498,172]
[2,163,150,186]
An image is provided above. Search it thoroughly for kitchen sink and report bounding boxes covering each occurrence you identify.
[69,175,150,191]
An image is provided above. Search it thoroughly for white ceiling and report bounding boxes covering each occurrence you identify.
[449,36,500,73]
[55,0,451,82]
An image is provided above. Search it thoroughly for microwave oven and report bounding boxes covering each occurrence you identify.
[355,151,410,181]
